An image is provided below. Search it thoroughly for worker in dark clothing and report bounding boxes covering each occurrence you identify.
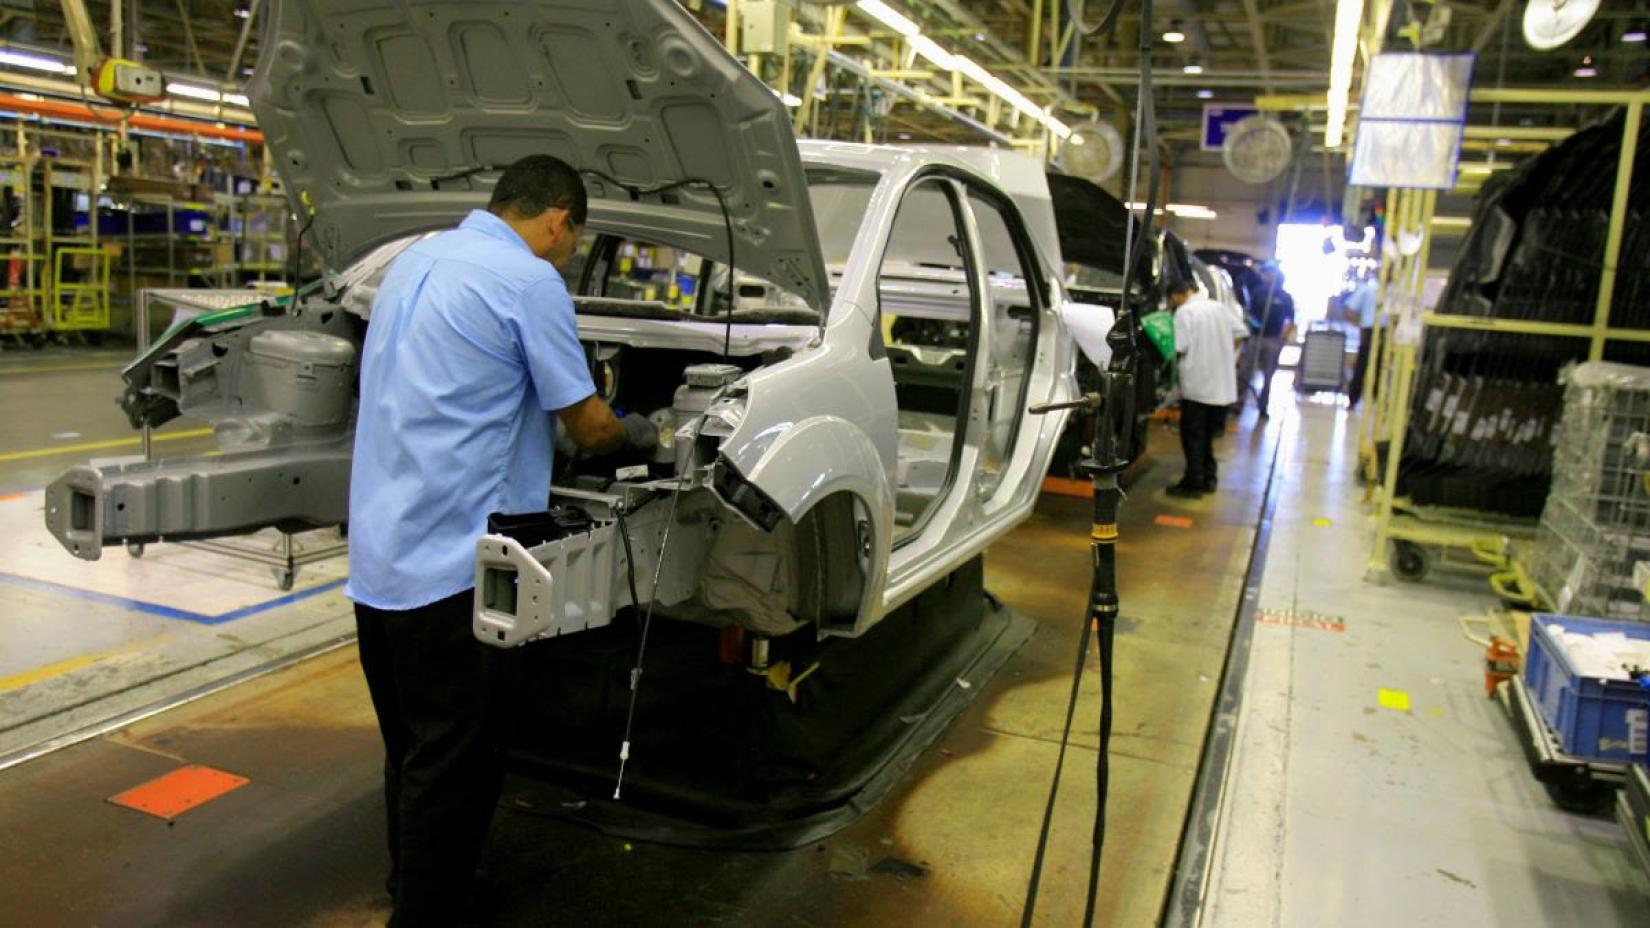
[347,155,658,926]
[1249,266,1296,418]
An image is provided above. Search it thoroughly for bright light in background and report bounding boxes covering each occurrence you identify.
[1181,63,1203,74]
[909,35,956,70]
[1574,65,1598,78]
[1163,28,1186,44]
[779,92,802,107]
[0,50,75,74]
[1324,0,1364,149]
[1622,30,1647,43]
[1273,223,1371,326]
[1196,89,1214,99]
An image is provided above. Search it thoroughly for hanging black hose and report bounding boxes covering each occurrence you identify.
[1020,1,1156,924]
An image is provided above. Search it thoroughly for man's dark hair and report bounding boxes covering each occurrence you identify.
[1166,279,1196,296]
[487,154,588,226]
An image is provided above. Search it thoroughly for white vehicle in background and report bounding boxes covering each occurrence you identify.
[45,0,1083,648]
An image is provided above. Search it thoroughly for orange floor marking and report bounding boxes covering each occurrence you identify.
[108,765,250,819]
[1041,476,1093,499]
[1154,515,1194,528]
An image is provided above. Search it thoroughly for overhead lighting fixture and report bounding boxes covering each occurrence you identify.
[1196,89,1214,99]
[1163,25,1186,43]
[224,93,250,108]
[1182,63,1203,74]
[909,35,957,70]
[0,49,75,75]
[1324,0,1365,149]
[897,132,913,139]
[1495,137,1512,146]
[1068,134,1085,146]
[1574,65,1598,77]
[855,0,920,37]
[780,92,803,107]
[1126,201,1219,220]
[1623,29,1648,43]
[167,82,224,102]
[973,32,986,41]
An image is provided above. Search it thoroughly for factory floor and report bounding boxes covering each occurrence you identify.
[0,345,1645,926]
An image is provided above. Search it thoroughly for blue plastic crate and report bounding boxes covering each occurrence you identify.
[1525,614,1650,764]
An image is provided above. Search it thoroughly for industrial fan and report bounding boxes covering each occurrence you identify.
[1062,121,1126,183]
[1222,115,1292,184]
[1522,0,1600,50]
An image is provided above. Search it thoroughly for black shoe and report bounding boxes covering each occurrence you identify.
[1166,483,1206,499]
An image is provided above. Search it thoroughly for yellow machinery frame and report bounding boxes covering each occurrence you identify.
[49,245,110,331]
[1260,87,1649,581]
[1366,89,1647,580]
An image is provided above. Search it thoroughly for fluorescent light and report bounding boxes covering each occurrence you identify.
[1182,63,1203,74]
[224,93,250,107]
[780,92,803,107]
[167,82,223,102]
[1324,0,1364,149]
[1068,133,1085,146]
[1574,66,1597,78]
[856,0,920,37]
[909,35,957,70]
[1127,201,1219,220]
[1163,30,1186,43]
[1196,89,1214,99]
[1622,30,1647,43]
[897,132,913,139]
[1043,110,1071,139]
[0,50,75,75]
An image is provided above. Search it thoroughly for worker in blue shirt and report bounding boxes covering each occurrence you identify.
[347,154,657,926]
[1344,275,1378,409]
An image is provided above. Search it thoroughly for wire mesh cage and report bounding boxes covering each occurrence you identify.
[1530,362,1650,619]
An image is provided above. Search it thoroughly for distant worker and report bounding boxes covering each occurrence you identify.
[1344,275,1378,409]
[347,154,658,925]
[1249,266,1296,418]
[1167,279,1239,498]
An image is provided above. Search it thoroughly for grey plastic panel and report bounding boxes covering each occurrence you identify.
[45,444,351,561]
[248,0,830,310]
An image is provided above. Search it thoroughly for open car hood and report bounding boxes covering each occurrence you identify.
[1044,172,1153,281]
[248,0,830,311]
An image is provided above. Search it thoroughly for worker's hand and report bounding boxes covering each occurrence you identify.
[621,413,659,451]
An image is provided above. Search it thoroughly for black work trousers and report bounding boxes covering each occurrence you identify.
[356,589,507,928]
[1178,399,1224,490]
[1348,326,1374,408]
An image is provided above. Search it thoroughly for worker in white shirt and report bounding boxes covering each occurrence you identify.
[1167,279,1240,499]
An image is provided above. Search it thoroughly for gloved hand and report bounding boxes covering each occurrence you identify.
[621,412,660,451]
[553,418,579,459]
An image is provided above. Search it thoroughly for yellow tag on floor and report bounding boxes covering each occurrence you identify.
[1313,518,1334,527]
[1378,688,1412,712]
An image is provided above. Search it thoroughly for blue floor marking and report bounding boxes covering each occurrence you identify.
[0,571,347,625]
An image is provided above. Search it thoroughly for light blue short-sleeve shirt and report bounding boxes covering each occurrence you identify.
[346,210,595,610]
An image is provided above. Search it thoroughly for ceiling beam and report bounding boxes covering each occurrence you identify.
[1238,0,1275,94]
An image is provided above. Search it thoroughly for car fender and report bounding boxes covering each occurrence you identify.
[716,415,894,634]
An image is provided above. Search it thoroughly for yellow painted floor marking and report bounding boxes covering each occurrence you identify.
[1312,517,1334,527]
[0,652,102,693]
[1378,688,1412,712]
[0,632,171,694]
[0,427,213,464]
[0,362,124,376]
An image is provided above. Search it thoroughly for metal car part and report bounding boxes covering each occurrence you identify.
[247,0,831,312]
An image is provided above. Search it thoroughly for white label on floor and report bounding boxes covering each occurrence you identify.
[1628,708,1647,757]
